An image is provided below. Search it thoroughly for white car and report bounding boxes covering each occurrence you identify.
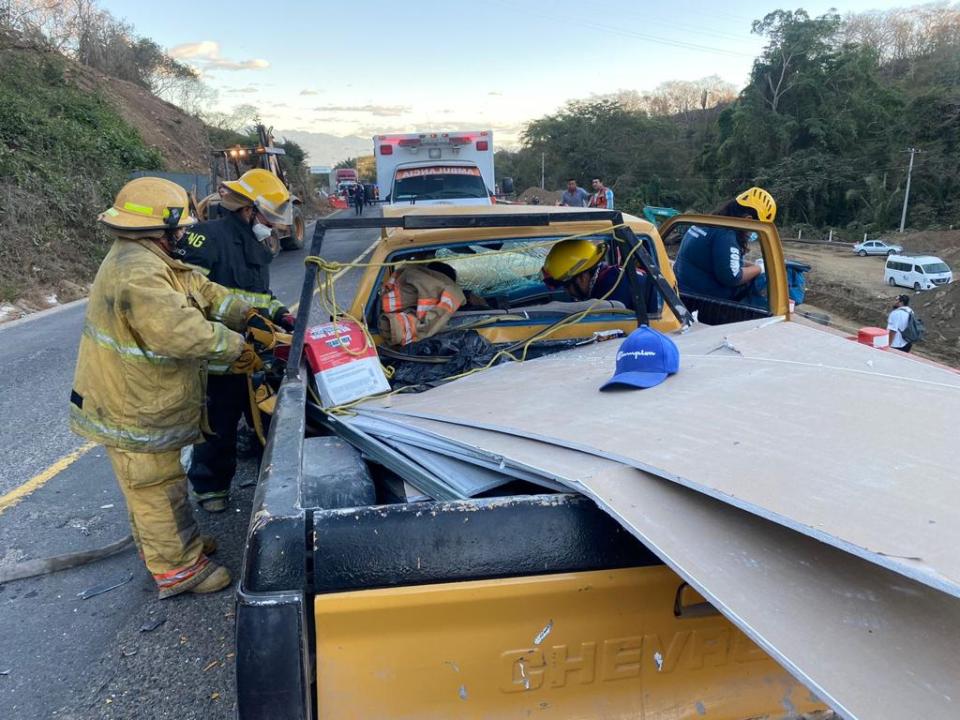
[853,239,902,256]
[885,255,953,290]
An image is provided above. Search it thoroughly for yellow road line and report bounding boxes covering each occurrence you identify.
[0,441,97,516]
[290,238,379,314]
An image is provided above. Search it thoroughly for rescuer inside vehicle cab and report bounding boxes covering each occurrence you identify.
[542,238,655,313]
[673,187,776,301]
[69,178,257,598]
[179,168,296,513]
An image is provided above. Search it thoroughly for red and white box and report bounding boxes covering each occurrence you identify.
[856,326,890,349]
[303,320,390,407]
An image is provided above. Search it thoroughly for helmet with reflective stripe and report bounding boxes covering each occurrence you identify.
[221,168,293,225]
[542,239,606,284]
[735,186,777,223]
[99,177,195,236]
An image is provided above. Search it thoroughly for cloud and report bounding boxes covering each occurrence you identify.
[313,104,411,117]
[487,91,503,96]
[169,40,218,59]
[169,41,270,72]
[300,89,323,96]
[225,85,259,94]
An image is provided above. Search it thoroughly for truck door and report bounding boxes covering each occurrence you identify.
[657,215,789,326]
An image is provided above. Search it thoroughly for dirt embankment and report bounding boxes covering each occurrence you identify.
[72,68,211,173]
[0,36,212,322]
[785,230,960,366]
[517,187,564,205]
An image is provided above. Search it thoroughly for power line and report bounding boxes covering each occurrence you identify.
[488,0,753,58]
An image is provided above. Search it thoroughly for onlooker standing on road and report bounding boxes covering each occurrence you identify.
[588,177,614,209]
[887,294,915,353]
[559,178,589,207]
[354,183,365,215]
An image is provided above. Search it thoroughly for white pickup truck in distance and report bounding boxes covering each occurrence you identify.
[374,131,495,206]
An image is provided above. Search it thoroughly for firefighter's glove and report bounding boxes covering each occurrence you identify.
[229,343,263,374]
[273,308,297,332]
[245,311,277,351]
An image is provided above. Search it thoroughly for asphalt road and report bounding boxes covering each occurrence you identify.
[0,208,381,719]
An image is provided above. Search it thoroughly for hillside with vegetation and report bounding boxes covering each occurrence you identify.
[0,2,314,315]
[497,5,960,236]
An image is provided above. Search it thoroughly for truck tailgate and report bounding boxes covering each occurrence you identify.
[313,567,821,719]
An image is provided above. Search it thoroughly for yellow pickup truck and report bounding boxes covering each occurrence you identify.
[236,206,827,719]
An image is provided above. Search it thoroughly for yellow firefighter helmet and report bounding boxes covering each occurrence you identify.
[221,168,293,225]
[542,239,606,284]
[98,177,195,235]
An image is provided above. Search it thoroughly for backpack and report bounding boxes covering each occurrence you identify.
[900,308,925,343]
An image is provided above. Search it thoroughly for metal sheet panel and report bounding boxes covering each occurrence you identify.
[364,319,960,598]
[382,416,960,720]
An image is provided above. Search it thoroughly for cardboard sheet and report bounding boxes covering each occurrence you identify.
[370,414,960,720]
[363,319,960,597]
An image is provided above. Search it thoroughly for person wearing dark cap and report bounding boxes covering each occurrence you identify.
[887,294,915,353]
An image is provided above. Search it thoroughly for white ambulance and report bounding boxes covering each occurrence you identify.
[373,131,495,206]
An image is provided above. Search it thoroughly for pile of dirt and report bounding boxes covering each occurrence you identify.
[915,281,960,367]
[783,234,959,367]
[517,187,564,206]
[896,229,960,265]
[0,34,213,322]
[72,69,211,173]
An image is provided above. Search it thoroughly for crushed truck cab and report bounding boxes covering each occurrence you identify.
[236,207,826,719]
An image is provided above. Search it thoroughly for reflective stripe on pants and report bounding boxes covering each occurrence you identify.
[106,447,211,597]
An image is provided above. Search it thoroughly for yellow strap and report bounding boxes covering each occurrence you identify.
[246,374,267,447]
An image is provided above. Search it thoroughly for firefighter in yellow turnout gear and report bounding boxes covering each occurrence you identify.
[70,177,253,598]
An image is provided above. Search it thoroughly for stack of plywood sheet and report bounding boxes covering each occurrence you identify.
[347,318,960,720]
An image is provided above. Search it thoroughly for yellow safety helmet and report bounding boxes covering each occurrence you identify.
[542,239,606,284]
[221,168,293,225]
[98,177,195,237]
[735,186,777,223]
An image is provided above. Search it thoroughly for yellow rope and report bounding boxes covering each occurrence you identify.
[311,229,647,416]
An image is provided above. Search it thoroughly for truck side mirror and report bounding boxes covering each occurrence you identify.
[500,177,515,195]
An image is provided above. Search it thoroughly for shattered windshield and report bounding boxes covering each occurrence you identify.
[433,240,556,296]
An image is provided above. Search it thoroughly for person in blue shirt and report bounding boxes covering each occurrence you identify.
[541,238,656,313]
[673,187,776,301]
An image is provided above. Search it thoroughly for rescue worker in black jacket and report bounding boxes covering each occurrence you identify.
[180,168,295,512]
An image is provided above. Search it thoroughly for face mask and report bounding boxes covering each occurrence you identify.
[252,223,272,243]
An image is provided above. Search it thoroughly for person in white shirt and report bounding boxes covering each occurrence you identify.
[887,294,914,353]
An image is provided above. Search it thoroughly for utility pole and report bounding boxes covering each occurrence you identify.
[540,152,545,190]
[899,147,921,233]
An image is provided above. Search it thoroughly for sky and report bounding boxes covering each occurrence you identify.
[100,0,913,155]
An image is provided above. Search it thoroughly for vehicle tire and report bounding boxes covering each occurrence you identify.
[887,250,895,256]
[858,250,867,257]
[888,277,896,286]
[280,207,305,251]
[914,282,921,291]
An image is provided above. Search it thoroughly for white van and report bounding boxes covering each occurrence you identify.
[884,255,953,290]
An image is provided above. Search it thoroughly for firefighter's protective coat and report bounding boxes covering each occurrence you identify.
[379,266,465,346]
[70,239,249,452]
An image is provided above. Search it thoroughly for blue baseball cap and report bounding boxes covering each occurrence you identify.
[600,326,680,391]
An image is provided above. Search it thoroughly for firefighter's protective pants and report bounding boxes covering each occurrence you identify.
[188,373,254,500]
[106,447,213,598]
